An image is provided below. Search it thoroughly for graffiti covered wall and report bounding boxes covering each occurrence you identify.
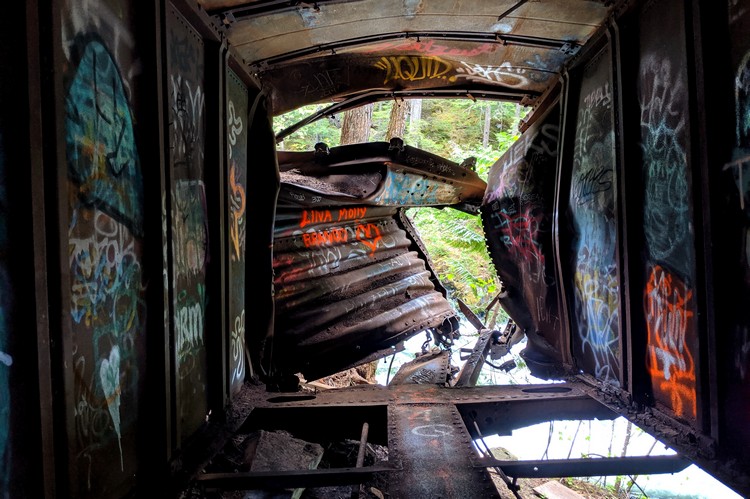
[567,45,622,386]
[263,51,565,115]
[167,2,209,441]
[226,68,248,394]
[481,102,564,375]
[637,0,699,423]
[61,1,147,495]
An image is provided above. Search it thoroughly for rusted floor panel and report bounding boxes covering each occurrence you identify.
[248,380,599,408]
[388,403,500,498]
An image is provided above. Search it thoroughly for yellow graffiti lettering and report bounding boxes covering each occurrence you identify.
[374,56,457,85]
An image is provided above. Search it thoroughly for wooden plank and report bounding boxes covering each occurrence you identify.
[533,480,585,499]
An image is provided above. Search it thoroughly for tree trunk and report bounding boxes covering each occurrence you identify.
[614,421,634,492]
[386,100,410,141]
[410,99,422,147]
[482,103,491,148]
[340,104,373,145]
[410,99,422,123]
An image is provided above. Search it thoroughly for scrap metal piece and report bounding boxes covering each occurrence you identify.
[458,298,485,332]
[389,350,450,385]
[489,319,523,360]
[454,329,496,387]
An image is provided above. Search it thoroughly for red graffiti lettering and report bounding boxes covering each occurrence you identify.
[300,209,333,228]
[355,223,382,256]
[645,265,697,419]
[302,228,348,248]
[497,206,545,264]
[337,207,367,222]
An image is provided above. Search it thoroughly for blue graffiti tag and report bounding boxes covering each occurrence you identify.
[65,40,144,236]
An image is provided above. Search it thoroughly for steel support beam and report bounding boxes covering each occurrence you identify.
[479,455,691,478]
[196,465,395,491]
[388,404,499,498]
[248,31,579,72]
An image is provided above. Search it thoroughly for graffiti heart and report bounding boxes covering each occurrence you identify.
[99,345,123,471]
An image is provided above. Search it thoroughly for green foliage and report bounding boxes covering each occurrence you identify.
[274,104,343,151]
[274,99,526,163]
[406,207,499,314]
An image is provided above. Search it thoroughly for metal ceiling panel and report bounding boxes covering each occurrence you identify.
[218,0,607,59]
[260,48,565,114]
[198,0,615,114]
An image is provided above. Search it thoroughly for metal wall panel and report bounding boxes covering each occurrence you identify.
[0,3,46,496]
[0,57,11,499]
[636,0,701,426]
[60,1,148,495]
[566,45,623,387]
[481,101,565,377]
[271,143,485,380]
[166,1,209,443]
[226,67,248,395]
[273,198,456,381]
[261,50,564,115]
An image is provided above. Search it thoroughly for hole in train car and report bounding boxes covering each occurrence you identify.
[454,403,742,498]
[273,99,539,390]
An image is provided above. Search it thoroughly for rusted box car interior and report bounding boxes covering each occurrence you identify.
[3,0,750,497]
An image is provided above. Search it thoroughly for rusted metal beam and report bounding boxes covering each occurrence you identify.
[249,31,579,72]
[454,329,495,387]
[461,396,616,437]
[196,465,395,491]
[458,298,485,332]
[479,455,691,478]
[388,404,500,498]
[274,88,535,139]
[248,381,604,409]
[207,0,344,19]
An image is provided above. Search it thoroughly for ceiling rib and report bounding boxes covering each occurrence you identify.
[274,87,538,142]
[209,0,347,19]
[248,31,581,72]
